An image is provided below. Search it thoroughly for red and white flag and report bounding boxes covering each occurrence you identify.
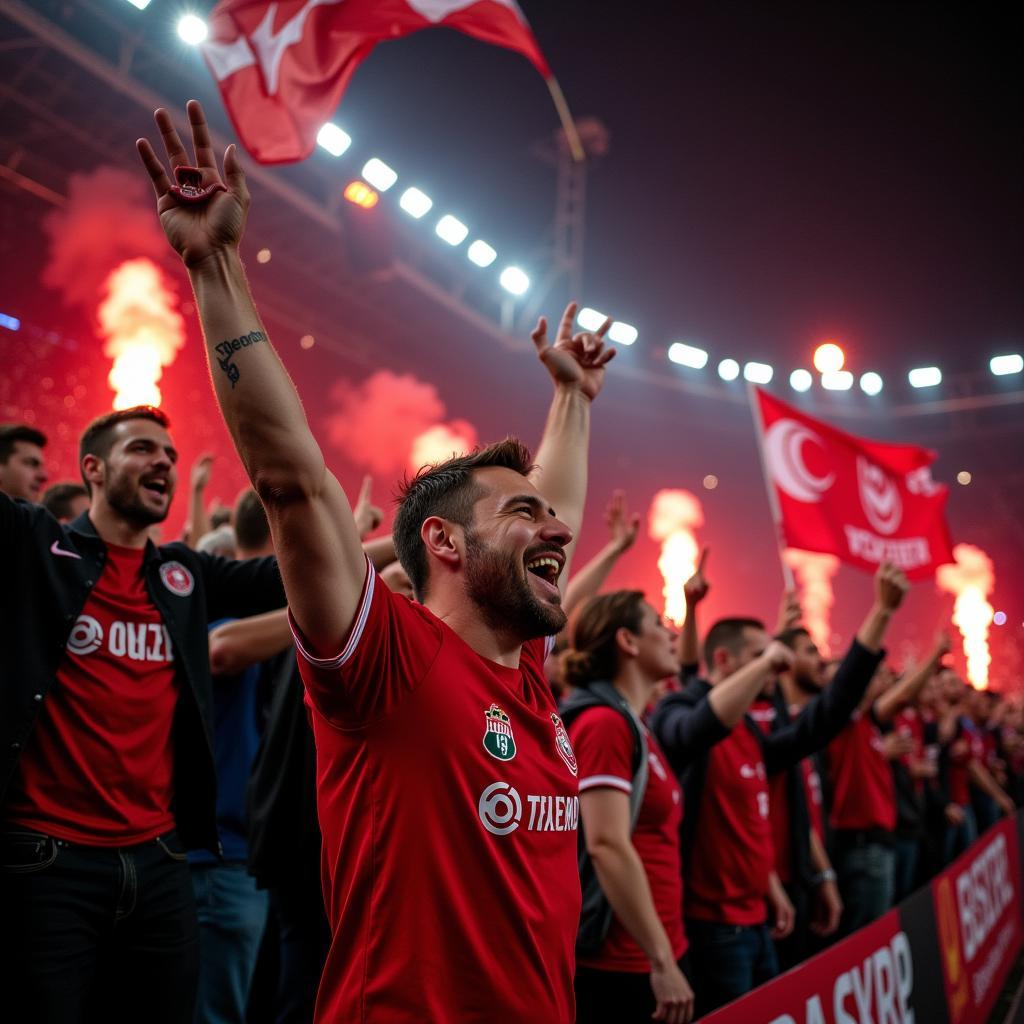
[201,0,551,164]
[752,387,954,580]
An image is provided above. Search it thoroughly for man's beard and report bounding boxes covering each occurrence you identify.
[463,528,566,641]
[105,467,170,528]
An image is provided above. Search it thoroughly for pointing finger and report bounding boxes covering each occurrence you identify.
[154,107,191,169]
[530,316,548,353]
[697,547,709,573]
[357,475,373,504]
[595,315,613,340]
[556,302,578,345]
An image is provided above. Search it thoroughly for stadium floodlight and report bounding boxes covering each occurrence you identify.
[668,343,709,369]
[743,361,773,384]
[177,14,208,44]
[361,158,397,192]
[718,358,740,381]
[577,307,608,331]
[813,342,845,374]
[125,0,152,9]
[0,313,20,331]
[343,182,378,209]
[608,322,638,346]
[990,354,1023,376]
[435,215,469,246]
[859,371,884,395]
[499,267,530,296]
[789,368,813,392]
[821,370,853,391]
[316,123,351,157]
[467,240,497,267]
[399,188,433,219]
[908,366,941,388]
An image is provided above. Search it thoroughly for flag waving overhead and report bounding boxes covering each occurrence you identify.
[201,0,552,164]
[751,388,954,580]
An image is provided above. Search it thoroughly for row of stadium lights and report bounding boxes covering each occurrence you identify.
[124,4,1024,396]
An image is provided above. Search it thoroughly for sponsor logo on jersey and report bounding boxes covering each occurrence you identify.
[550,713,578,777]
[65,614,174,663]
[482,703,516,762]
[159,561,194,596]
[477,781,579,837]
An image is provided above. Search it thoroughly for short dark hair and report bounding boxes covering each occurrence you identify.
[393,437,534,601]
[234,488,270,553]
[0,423,46,463]
[703,617,765,671]
[776,626,811,650]
[41,481,89,520]
[78,406,170,493]
[562,590,646,688]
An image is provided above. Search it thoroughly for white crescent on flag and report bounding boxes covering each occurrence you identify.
[764,418,835,504]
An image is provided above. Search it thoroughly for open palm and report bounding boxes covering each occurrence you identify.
[531,302,616,402]
[137,101,250,268]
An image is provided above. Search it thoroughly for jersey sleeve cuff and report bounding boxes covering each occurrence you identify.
[287,555,375,670]
[578,774,633,794]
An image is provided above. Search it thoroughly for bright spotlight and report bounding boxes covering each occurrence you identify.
[789,368,813,392]
[908,366,942,388]
[990,354,1023,376]
[499,267,530,296]
[668,343,708,369]
[435,215,468,246]
[316,123,351,157]
[743,361,773,384]
[608,322,638,346]
[821,370,853,391]
[718,358,740,381]
[994,611,1007,626]
[813,342,845,374]
[859,371,883,396]
[361,158,397,192]
[0,313,20,331]
[125,0,151,9]
[177,14,208,45]
[343,181,379,209]
[399,187,433,219]
[467,240,497,267]
[577,308,608,331]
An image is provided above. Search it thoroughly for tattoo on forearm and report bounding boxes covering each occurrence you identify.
[214,331,266,388]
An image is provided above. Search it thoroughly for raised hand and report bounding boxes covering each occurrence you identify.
[530,302,616,402]
[190,453,214,492]
[352,476,383,540]
[684,548,710,608]
[774,589,802,634]
[762,640,795,674]
[604,490,640,554]
[875,561,910,613]
[137,100,250,268]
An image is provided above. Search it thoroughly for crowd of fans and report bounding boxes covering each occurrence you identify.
[2,101,1019,1024]
[1,414,1019,1024]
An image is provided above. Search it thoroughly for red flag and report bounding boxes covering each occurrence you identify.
[752,388,954,580]
[201,0,551,164]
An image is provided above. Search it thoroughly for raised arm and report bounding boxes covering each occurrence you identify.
[874,632,950,725]
[529,302,615,579]
[138,101,365,656]
[678,548,709,671]
[562,491,639,618]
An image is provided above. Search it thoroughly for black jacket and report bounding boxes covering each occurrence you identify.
[1,495,285,853]
[652,639,884,864]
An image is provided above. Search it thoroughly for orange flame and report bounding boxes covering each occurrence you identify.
[648,489,704,626]
[936,543,995,689]
[99,258,185,410]
[408,421,477,472]
[783,548,840,657]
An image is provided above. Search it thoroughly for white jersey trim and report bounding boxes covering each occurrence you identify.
[544,635,557,658]
[289,555,375,670]
[578,774,632,794]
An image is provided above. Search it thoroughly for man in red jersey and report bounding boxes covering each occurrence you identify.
[137,100,614,1023]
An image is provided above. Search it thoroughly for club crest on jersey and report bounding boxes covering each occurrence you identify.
[483,704,517,762]
[159,561,194,596]
[551,713,578,777]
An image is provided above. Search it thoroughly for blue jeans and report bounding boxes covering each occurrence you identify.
[0,828,199,1023]
[191,863,269,1024]
[836,840,895,934]
[944,804,978,864]
[685,919,779,1017]
[893,836,921,903]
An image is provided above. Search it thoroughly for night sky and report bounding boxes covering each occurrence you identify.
[1,1,1021,681]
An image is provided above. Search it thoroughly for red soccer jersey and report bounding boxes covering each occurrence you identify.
[947,724,973,807]
[686,721,773,926]
[290,563,581,1023]
[802,757,825,841]
[570,706,685,972]
[895,707,925,793]
[751,701,794,884]
[6,544,177,845]
[827,711,896,832]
